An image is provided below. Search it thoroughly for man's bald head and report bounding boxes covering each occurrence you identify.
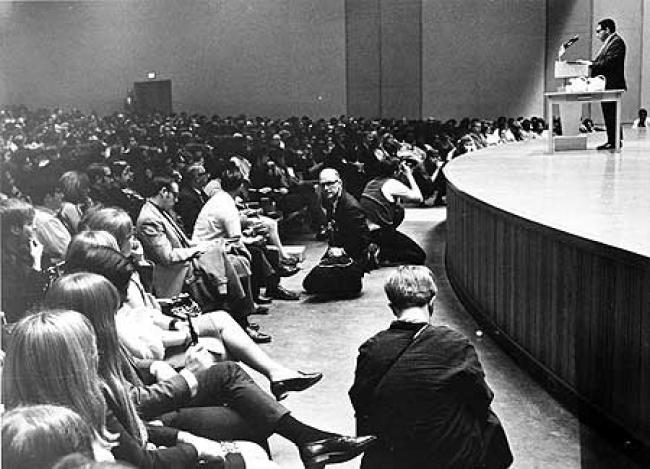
[319,168,343,202]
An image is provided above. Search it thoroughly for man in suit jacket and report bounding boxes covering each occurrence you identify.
[176,163,209,236]
[320,168,371,262]
[591,18,626,150]
[303,168,371,296]
[136,176,208,298]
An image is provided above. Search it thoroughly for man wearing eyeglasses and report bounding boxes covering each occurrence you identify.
[590,18,627,150]
[319,168,371,262]
[137,176,211,298]
[303,168,372,296]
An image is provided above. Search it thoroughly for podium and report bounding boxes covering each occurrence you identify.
[545,89,623,153]
[551,61,590,151]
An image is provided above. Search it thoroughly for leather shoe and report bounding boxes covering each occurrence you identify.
[246,327,271,343]
[255,294,273,304]
[270,371,323,401]
[300,435,377,467]
[597,142,615,150]
[277,264,300,277]
[266,285,300,301]
[252,305,270,315]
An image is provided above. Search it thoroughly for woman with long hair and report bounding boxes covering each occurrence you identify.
[57,170,93,235]
[0,198,48,321]
[42,273,376,467]
[3,309,275,468]
[64,242,321,401]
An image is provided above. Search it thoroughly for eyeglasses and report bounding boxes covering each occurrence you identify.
[319,180,340,187]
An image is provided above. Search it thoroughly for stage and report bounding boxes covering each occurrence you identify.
[443,126,650,456]
[444,128,650,258]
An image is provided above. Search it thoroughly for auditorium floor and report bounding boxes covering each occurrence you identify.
[246,207,641,468]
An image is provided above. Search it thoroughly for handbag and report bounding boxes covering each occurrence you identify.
[158,293,202,319]
[185,257,223,311]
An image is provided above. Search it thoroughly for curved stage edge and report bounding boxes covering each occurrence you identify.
[443,135,650,453]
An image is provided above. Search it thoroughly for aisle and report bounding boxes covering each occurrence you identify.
[247,207,638,468]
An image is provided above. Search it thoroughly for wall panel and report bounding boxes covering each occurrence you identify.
[422,0,546,120]
[0,0,346,118]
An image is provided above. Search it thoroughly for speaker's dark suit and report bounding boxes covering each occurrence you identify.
[591,33,626,145]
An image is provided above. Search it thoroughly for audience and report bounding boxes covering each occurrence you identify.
[3,309,376,468]
[0,104,540,468]
[3,310,279,468]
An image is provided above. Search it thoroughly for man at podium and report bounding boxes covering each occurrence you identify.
[590,18,627,150]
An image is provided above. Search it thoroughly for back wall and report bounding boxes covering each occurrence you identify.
[0,0,346,118]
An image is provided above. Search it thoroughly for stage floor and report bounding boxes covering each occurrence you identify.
[444,127,650,258]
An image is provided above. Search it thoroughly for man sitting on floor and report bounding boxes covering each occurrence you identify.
[302,168,371,297]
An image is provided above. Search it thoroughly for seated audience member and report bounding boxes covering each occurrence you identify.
[58,170,93,235]
[176,163,210,236]
[5,309,376,468]
[86,163,115,206]
[350,266,513,469]
[26,170,71,263]
[3,310,279,468]
[135,176,213,298]
[0,198,48,322]
[110,160,145,222]
[632,108,649,129]
[456,134,478,156]
[194,163,300,302]
[2,405,114,468]
[469,119,488,148]
[302,168,370,297]
[360,158,426,266]
[52,266,321,399]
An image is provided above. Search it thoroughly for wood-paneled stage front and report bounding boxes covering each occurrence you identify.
[444,128,650,451]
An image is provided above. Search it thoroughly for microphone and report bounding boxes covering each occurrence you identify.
[563,35,579,49]
[558,35,579,59]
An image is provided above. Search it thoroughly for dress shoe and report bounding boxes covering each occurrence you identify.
[255,294,273,305]
[252,305,270,315]
[300,435,377,467]
[246,327,272,344]
[270,371,323,401]
[277,264,300,278]
[597,142,615,150]
[266,285,300,301]
[366,243,380,271]
[281,256,299,266]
